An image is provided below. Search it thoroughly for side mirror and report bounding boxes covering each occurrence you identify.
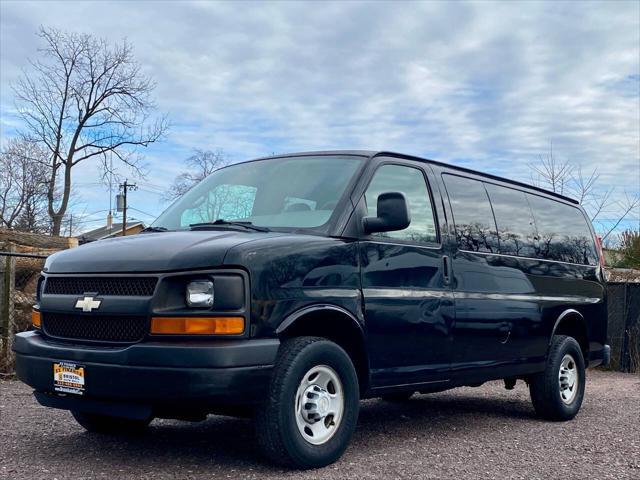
[363,191,411,234]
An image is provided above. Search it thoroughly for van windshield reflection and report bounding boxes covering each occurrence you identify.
[152,155,363,231]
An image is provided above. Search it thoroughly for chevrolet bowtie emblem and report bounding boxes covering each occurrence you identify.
[75,296,101,312]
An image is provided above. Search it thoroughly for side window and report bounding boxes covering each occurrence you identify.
[485,183,537,257]
[526,194,597,265]
[443,174,499,253]
[364,164,438,244]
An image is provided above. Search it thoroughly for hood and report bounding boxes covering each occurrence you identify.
[45,230,286,273]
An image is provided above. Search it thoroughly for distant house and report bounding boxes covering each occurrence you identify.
[78,221,145,244]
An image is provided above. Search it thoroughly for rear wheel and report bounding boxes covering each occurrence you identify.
[529,335,586,421]
[256,336,360,469]
[71,411,152,434]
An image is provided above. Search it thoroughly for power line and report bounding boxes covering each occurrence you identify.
[138,181,167,190]
[129,207,157,218]
[137,187,165,196]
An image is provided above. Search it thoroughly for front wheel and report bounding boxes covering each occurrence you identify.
[529,335,586,421]
[71,411,152,434]
[255,336,360,469]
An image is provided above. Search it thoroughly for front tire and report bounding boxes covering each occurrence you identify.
[529,335,586,421]
[256,336,360,469]
[71,411,152,434]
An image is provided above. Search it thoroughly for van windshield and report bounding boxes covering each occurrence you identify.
[152,155,363,231]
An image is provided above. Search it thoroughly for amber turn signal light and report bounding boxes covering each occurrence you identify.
[150,316,244,335]
[32,310,41,328]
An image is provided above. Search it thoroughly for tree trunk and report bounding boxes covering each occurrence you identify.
[51,214,64,236]
[50,155,74,237]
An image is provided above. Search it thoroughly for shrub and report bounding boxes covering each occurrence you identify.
[616,230,640,268]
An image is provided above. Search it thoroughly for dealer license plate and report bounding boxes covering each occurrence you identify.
[53,362,85,395]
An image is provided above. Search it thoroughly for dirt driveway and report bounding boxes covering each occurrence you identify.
[1,369,638,479]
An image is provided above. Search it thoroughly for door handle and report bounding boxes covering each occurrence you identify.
[442,255,450,285]
[499,322,512,344]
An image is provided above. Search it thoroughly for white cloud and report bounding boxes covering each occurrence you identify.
[0,0,638,231]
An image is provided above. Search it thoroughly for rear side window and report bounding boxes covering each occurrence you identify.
[365,164,438,244]
[484,184,537,258]
[526,194,597,265]
[443,174,499,253]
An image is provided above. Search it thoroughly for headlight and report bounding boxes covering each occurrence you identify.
[186,280,214,307]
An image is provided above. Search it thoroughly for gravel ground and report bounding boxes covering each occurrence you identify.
[1,369,639,480]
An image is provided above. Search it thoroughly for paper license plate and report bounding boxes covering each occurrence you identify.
[53,362,85,395]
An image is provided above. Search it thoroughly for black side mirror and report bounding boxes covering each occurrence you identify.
[363,191,411,234]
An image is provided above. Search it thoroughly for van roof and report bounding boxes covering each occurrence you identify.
[256,150,580,205]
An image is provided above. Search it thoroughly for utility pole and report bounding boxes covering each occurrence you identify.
[118,180,137,236]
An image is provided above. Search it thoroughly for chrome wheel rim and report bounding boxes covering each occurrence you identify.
[294,365,344,445]
[559,354,579,404]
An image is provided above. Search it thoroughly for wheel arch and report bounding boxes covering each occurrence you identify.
[276,304,370,394]
[550,309,589,362]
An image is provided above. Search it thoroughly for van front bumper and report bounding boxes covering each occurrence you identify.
[13,331,279,417]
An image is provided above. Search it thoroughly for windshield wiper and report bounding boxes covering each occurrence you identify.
[141,226,169,233]
[189,219,270,232]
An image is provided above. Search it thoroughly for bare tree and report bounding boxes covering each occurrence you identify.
[529,143,639,243]
[0,137,50,232]
[529,143,573,196]
[165,149,230,201]
[13,26,168,235]
[599,193,640,243]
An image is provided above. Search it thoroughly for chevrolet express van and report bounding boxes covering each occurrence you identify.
[14,151,609,468]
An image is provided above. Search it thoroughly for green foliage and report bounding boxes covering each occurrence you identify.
[616,230,640,268]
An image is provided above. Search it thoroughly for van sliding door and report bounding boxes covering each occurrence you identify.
[442,174,540,382]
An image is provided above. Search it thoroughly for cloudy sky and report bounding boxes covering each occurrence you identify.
[1,0,638,234]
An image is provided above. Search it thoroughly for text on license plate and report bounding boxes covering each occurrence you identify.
[53,362,85,395]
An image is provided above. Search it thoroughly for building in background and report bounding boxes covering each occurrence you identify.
[78,221,145,245]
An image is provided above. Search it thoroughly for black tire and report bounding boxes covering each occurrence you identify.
[71,411,152,434]
[529,335,586,421]
[380,391,414,402]
[255,336,360,469]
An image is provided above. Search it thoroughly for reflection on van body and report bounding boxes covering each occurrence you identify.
[14,151,609,469]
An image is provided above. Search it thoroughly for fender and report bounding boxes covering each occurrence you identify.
[275,303,364,336]
[549,308,587,347]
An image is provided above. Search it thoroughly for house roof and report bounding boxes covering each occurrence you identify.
[79,221,145,242]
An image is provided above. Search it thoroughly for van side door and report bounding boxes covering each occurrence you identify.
[356,158,453,388]
[441,173,544,382]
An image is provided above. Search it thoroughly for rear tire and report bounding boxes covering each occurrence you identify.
[71,411,152,434]
[255,336,360,469]
[529,335,585,421]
